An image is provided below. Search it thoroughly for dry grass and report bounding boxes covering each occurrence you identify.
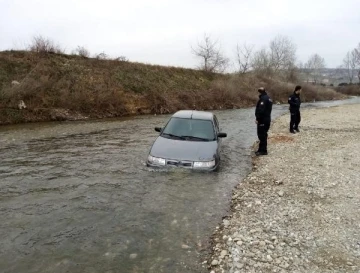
[0,50,347,124]
[209,74,345,105]
[336,85,360,96]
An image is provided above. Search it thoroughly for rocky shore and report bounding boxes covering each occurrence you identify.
[206,104,360,273]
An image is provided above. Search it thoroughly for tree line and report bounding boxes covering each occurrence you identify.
[341,44,360,84]
[191,34,360,85]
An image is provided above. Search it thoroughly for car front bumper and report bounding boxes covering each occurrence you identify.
[146,160,219,172]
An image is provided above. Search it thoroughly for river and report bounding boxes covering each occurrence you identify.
[0,97,359,273]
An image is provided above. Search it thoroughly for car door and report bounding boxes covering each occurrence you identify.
[213,115,222,158]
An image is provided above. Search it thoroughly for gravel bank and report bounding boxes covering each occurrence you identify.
[206,104,360,273]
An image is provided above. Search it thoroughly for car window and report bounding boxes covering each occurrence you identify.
[162,117,216,141]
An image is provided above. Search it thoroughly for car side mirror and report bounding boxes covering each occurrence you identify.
[217,132,227,138]
[155,127,162,132]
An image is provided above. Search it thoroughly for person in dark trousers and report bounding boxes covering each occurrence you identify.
[255,87,273,156]
[288,85,302,133]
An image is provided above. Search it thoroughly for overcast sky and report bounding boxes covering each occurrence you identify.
[1,0,359,69]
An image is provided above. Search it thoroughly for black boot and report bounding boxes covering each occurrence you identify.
[295,128,300,132]
[290,129,296,134]
[255,151,268,156]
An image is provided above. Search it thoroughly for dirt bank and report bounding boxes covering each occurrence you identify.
[0,50,345,125]
[206,104,360,273]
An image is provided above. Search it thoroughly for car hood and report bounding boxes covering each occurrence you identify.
[150,136,217,161]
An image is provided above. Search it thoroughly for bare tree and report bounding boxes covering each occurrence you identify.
[354,43,360,82]
[251,48,271,76]
[73,46,90,58]
[297,61,311,83]
[306,54,326,84]
[343,50,357,83]
[235,43,254,74]
[192,34,229,73]
[251,35,296,79]
[269,35,296,74]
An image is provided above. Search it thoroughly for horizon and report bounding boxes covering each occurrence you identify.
[1,0,359,70]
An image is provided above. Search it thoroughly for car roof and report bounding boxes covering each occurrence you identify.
[172,110,214,120]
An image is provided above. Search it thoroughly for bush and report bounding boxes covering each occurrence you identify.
[73,46,90,58]
[300,84,345,102]
[336,85,360,96]
[94,52,108,60]
[210,74,345,105]
[114,56,128,62]
[28,35,64,54]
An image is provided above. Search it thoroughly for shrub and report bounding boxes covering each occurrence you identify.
[336,85,360,96]
[73,46,90,58]
[28,35,64,54]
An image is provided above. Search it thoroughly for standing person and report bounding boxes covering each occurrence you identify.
[288,85,302,133]
[255,87,273,156]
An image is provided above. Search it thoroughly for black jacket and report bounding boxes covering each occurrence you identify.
[288,92,301,112]
[255,92,273,123]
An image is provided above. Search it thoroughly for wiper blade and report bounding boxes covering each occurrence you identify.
[180,135,210,141]
[162,133,185,139]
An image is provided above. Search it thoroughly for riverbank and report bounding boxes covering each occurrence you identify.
[206,104,360,273]
[0,50,345,125]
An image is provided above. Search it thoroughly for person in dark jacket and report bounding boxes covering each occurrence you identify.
[255,87,273,156]
[288,85,302,133]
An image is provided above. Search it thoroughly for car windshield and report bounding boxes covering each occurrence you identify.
[161,117,215,141]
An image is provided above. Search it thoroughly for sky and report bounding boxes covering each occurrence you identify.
[1,0,359,69]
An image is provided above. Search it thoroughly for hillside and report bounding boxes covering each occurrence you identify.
[0,51,345,125]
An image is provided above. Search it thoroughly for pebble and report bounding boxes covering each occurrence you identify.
[211,259,219,266]
[205,106,360,273]
[129,253,137,259]
[220,250,228,257]
[280,261,290,269]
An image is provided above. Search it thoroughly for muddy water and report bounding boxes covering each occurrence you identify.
[0,97,359,273]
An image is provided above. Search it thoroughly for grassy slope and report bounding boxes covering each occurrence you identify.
[0,51,346,125]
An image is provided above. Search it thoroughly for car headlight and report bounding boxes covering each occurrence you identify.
[148,155,166,166]
[193,160,216,169]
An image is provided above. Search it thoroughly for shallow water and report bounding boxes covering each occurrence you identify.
[0,97,359,273]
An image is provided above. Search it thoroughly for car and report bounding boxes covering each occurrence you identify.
[147,110,227,171]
